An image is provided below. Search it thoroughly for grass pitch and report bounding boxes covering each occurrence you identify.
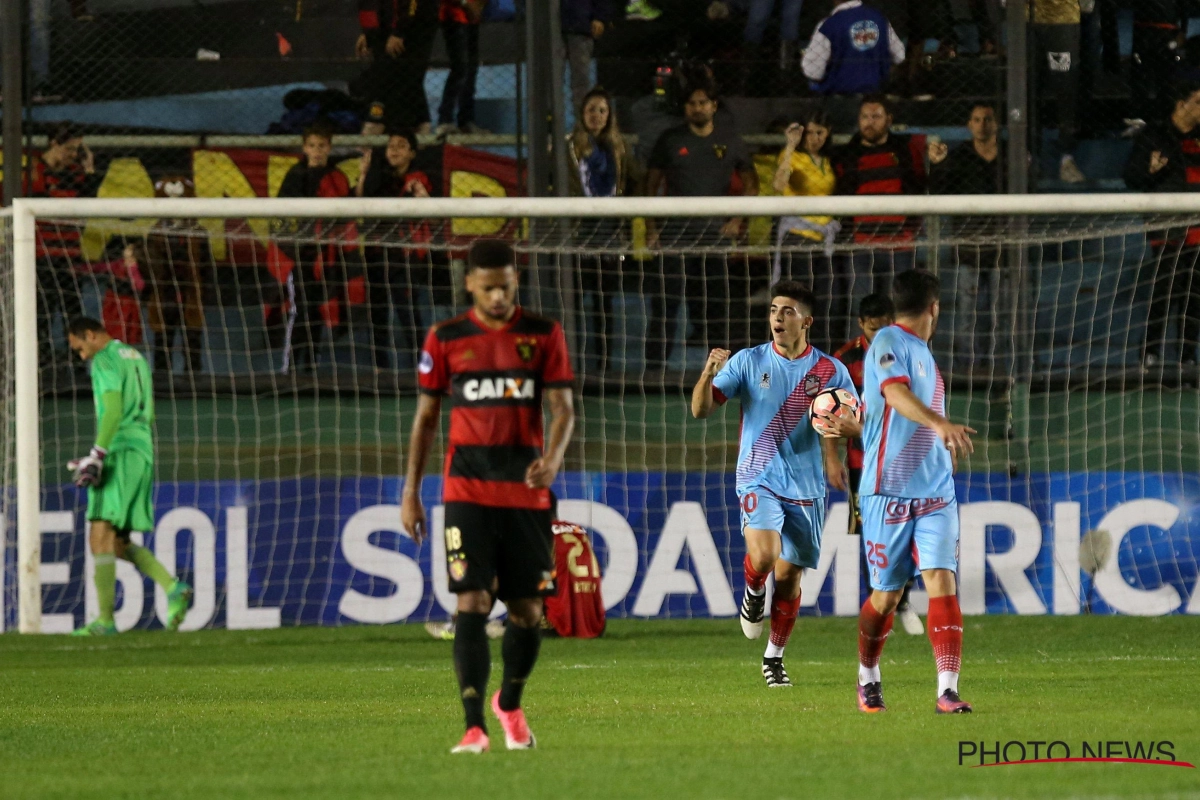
[2,617,1198,799]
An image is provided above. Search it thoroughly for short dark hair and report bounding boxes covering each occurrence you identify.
[1171,80,1200,109]
[302,120,336,143]
[468,239,516,271]
[769,280,815,313]
[860,93,892,116]
[858,293,895,320]
[49,122,84,145]
[385,126,419,153]
[67,316,107,337]
[891,270,941,316]
[969,102,997,118]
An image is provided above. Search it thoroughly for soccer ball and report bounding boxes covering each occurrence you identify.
[810,388,862,438]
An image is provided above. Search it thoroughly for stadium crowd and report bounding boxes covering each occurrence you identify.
[12,1,1200,376]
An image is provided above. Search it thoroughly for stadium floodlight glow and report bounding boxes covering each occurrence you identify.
[5,195,1200,633]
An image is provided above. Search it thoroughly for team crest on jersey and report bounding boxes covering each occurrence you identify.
[803,374,822,396]
[713,144,727,159]
[879,352,896,367]
[515,336,537,363]
[759,371,771,389]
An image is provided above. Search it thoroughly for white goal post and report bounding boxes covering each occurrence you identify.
[10,192,1200,633]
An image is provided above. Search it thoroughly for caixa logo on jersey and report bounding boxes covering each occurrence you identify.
[453,371,539,404]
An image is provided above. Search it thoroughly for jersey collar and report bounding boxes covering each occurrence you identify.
[469,305,522,333]
[772,341,812,361]
[893,323,921,339]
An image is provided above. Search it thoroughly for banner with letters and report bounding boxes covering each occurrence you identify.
[3,471,1199,631]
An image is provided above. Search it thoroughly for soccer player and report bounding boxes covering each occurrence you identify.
[855,270,975,714]
[834,294,923,636]
[401,239,575,754]
[691,281,860,688]
[65,317,192,636]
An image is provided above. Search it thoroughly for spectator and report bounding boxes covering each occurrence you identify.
[561,1,615,116]
[77,241,147,347]
[566,86,640,374]
[436,0,485,135]
[356,0,437,134]
[26,122,102,368]
[969,0,1001,55]
[361,100,387,138]
[1130,1,1186,127]
[1124,81,1200,368]
[144,176,209,376]
[899,0,957,96]
[832,95,923,311]
[929,103,1006,369]
[276,121,352,372]
[645,80,758,368]
[771,109,844,351]
[802,1,905,96]
[357,127,449,370]
[1031,0,1085,183]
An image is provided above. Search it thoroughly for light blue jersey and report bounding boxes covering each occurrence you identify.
[713,342,858,501]
[859,324,954,499]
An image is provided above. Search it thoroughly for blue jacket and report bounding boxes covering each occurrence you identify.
[807,2,897,95]
[561,0,614,36]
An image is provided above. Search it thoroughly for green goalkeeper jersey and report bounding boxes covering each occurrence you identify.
[91,339,155,460]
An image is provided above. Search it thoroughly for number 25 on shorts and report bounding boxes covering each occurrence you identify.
[866,542,889,568]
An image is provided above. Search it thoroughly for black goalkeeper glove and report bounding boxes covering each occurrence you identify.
[67,447,107,488]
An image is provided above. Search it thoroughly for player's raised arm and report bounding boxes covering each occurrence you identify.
[401,391,441,544]
[691,348,732,418]
[881,381,975,456]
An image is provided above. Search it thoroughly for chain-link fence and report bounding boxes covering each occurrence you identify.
[3,1,1194,201]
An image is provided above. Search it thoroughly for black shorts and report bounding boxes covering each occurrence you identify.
[443,502,555,601]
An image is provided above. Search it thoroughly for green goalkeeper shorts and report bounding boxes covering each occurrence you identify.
[86,449,156,534]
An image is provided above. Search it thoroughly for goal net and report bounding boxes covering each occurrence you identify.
[4,196,1200,632]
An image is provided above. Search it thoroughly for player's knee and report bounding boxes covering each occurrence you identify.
[922,568,957,597]
[870,589,903,616]
[505,598,543,628]
[455,590,493,615]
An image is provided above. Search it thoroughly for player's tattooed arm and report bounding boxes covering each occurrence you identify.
[880,382,976,457]
[526,387,575,489]
[401,392,442,544]
[691,348,731,419]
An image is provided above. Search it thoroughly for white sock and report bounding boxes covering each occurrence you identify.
[746,584,765,597]
[938,670,959,696]
[858,664,881,686]
[764,642,785,659]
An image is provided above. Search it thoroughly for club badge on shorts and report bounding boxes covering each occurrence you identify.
[448,554,468,582]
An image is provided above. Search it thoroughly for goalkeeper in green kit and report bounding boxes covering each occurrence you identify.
[66,317,192,635]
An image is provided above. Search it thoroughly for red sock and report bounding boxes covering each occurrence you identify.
[743,554,770,593]
[927,595,963,675]
[767,593,801,652]
[857,597,894,668]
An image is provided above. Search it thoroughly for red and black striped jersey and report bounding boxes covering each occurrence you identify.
[833,335,869,470]
[418,306,574,509]
[24,155,101,259]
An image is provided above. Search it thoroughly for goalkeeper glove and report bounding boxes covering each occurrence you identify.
[67,447,107,488]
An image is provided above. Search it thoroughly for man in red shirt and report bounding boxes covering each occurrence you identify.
[402,239,576,754]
